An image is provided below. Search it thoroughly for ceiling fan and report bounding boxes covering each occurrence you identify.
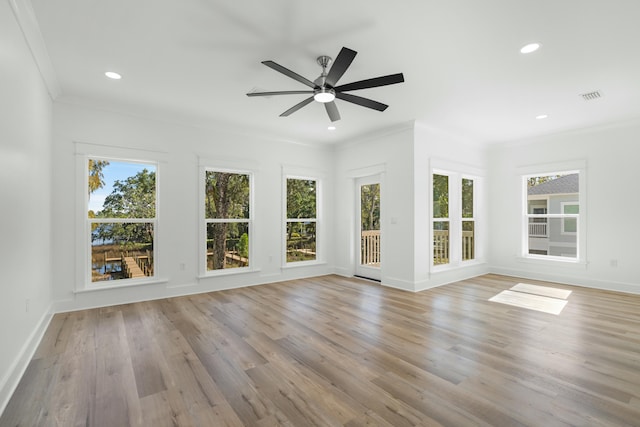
[247,47,404,122]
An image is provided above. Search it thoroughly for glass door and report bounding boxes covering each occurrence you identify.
[355,176,381,281]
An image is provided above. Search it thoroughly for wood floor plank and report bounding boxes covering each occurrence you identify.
[3,273,640,426]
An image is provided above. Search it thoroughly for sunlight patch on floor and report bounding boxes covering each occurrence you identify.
[489,283,571,315]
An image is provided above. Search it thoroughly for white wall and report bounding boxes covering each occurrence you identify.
[0,0,54,413]
[413,123,490,291]
[488,122,640,293]
[51,102,335,311]
[333,125,417,290]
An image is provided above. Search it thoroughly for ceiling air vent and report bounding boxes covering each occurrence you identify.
[580,90,602,101]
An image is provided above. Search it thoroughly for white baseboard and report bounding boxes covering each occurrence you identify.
[0,304,54,417]
[489,266,640,295]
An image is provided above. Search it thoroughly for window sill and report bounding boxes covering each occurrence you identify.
[282,260,327,269]
[75,277,169,294]
[198,267,261,279]
[430,259,487,274]
[516,256,588,269]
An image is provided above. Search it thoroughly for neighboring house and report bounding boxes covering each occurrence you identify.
[527,173,579,257]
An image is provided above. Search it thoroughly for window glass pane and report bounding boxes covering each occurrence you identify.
[360,183,380,231]
[462,178,473,218]
[528,218,577,258]
[287,179,316,218]
[527,173,579,214]
[462,221,474,260]
[205,172,250,219]
[563,204,579,214]
[88,160,156,219]
[433,174,449,218]
[286,222,316,262]
[91,223,154,282]
[433,221,449,265]
[206,222,249,270]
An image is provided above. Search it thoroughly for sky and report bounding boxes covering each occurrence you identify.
[88,160,155,213]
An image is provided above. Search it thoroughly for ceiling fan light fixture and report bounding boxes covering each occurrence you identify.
[314,88,335,103]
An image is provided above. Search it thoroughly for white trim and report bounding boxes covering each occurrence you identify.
[74,278,169,293]
[199,168,255,277]
[0,304,53,416]
[430,166,483,271]
[77,151,161,291]
[283,174,322,267]
[346,163,387,179]
[521,166,586,262]
[8,0,61,99]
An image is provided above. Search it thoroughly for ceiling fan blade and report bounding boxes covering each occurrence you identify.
[335,92,388,111]
[335,73,405,92]
[325,47,357,87]
[280,96,315,117]
[262,60,316,88]
[247,90,313,97]
[325,101,341,122]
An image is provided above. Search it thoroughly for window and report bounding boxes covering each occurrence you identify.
[561,202,579,234]
[203,170,251,273]
[87,158,157,284]
[286,178,318,263]
[432,170,480,268]
[433,174,450,265]
[461,177,475,261]
[524,172,580,260]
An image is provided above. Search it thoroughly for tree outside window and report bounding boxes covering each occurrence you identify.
[88,159,156,283]
[286,178,317,263]
[204,171,251,271]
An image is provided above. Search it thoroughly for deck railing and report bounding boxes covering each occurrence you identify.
[528,222,547,237]
[361,229,475,266]
[361,229,381,266]
[434,230,474,264]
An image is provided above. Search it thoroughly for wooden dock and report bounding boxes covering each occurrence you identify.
[122,256,146,278]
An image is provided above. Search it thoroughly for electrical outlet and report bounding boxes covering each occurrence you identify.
[179,263,186,271]
[610,259,618,267]
[25,299,29,313]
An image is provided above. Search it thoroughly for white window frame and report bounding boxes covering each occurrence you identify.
[431,166,482,271]
[520,161,586,264]
[199,166,254,277]
[75,141,166,292]
[283,174,321,267]
[461,176,476,262]
[432,171,452,268]
[560,201,579,235]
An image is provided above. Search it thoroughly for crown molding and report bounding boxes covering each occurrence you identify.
[9,0,61,99]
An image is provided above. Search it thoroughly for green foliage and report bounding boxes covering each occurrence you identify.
[238,233,249,259]
[205,172,249,219]
[88,159,109,196]
[287,179,316,219]
[99,169,156,219]
[204,172,250,269]
[433,174,449,218]
[527,174,562,188]
[360,183,380,231]
[93,169,156,246]
[462,178,474,218]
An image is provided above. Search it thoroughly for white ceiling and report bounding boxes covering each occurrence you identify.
[30,0,640,145]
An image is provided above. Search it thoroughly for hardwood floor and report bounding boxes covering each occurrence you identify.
[3,274,640,426]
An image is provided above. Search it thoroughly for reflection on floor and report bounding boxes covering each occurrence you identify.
[489,282,572,315]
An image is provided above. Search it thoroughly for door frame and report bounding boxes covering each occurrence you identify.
[355,174,382,281]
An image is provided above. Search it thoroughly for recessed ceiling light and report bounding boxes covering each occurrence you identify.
[105,71,122,80]
[536,114,548,120]
[327,126,336,131]
[520,43,541,54]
